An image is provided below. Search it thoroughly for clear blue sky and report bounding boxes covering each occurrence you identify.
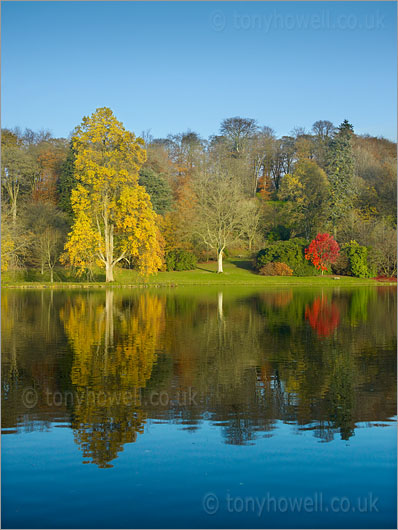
[2,1,396,140]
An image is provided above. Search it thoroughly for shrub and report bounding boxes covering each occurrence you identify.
[259,262,293,276]
[266,225,291,242]
[255,238,317,276]
[344,240,373,278]
[331,241,375,278]
[165,250,197,271]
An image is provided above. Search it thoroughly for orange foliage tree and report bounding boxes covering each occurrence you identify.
[305,233,340,274]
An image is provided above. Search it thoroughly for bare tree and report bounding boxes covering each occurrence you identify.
[34,227,64,282]
[239,199,263,252]
[26,202,69,281]
[220,117,258,155]
[193,171,247,273]
[1,142,36,225]
[312,120,336,139]
[247,128,275,197]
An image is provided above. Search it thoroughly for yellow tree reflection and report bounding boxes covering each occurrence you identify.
[60,290,165,467]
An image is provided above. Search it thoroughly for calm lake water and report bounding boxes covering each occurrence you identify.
[1,286,397,529]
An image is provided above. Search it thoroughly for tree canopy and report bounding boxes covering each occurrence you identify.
[63,107,163,281]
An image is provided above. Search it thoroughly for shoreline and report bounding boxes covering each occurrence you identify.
[2,261,396,289]
[2,279,396,289]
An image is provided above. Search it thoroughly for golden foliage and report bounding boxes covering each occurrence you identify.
[59,291,165,466]
[63,107,163,280]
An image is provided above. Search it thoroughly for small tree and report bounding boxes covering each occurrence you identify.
[1,137,36,225]
[36,227,64,282]
[305,233,340,275]
[27,202,69,281]
[240,198,262,252]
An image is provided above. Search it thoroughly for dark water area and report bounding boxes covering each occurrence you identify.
[1,286,397,528]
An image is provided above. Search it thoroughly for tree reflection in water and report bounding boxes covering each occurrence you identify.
[305,295,340,337]
[1,286,396,467]
[59,290,165,467]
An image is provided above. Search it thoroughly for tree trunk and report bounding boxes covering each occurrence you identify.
[50,268,54,283]
[105,263,114,282]
[11,198,17,226]
[104,290,114,374]
[217,292,224,320]
[217,248,224,273]
[103,206,115,282]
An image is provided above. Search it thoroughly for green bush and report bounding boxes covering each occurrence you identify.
[266,225,291,242]
[342,241,373,278]
[255,238,317,276]
[165,250,197,271]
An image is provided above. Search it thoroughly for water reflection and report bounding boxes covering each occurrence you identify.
[59,291,164,467]
[2,286,396,467]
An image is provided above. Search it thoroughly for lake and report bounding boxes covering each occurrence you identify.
[1,286,397,529]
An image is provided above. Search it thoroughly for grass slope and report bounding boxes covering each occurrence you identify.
[2,259,392,288]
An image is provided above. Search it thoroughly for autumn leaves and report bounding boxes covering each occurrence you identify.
[63,108,163,281]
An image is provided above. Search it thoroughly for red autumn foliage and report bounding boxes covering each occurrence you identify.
[305,233,340,273]
[305,296,340,337]
[32,147,64,204]
[257,175,272,200]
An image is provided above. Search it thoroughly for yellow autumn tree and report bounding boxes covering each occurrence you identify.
[63,107,163,282]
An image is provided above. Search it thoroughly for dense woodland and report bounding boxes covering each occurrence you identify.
[1,108,397,281]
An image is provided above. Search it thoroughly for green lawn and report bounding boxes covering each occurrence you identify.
[2,259,394,288]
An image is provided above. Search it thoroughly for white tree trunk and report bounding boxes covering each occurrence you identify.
[217,292,224,320]
[11,195,17,226]
[217,248,224,273]
[104,209,115,282]
[105,262,114,282]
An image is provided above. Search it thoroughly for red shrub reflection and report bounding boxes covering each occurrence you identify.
[305,296,340,337]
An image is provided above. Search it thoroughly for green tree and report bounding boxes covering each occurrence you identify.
[57,142,76,217]
[326,120,355,237]
[138,167,173,215]
[343,240,371,278]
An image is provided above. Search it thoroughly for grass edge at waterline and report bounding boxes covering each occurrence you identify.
[2,260,395,289]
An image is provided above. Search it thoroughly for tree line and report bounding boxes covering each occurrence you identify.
[2,108,396,280]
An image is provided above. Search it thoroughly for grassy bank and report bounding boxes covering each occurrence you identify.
[2,260,394,288]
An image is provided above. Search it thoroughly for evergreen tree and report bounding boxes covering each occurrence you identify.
[138,167,173,215]
[326,120,355,237]
[57,142,76,217]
